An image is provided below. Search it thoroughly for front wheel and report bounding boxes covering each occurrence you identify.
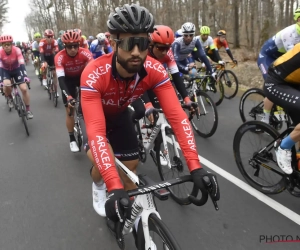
[74,122,82,152]
[17,95,29,136]
[135,213,181,250]
[189,90,218,138]
[233,121,285,194]
[51,83,58,107]
[220,70,239,99]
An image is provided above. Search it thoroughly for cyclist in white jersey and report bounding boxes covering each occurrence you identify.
[195,26,223,64]
[259,8,300,123]
[172,22,216,79]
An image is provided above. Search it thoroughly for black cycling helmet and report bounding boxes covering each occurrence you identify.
[107,4,155,34]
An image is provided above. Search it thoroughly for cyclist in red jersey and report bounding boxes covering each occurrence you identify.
[74,28,88,49]
[135,25,193,166]
[54,30,93,153]
[207,30,237,64]
[39,29,59,91]
[146,25,192,108]
[80,4,220,222]
[0,35,33,118]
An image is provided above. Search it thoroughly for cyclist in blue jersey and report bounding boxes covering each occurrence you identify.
[259,8,300,124]
[175,29,183,38]
[89,33,113,59]
[172,22,216,79]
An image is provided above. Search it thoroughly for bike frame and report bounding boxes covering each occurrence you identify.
[139,112,180,170]
[115,157,193,249]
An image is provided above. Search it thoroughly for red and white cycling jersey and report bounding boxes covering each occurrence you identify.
[148,49,178,74]
[0,46,24,70]
[39,39,59,56]
[55,48,93,77]
[80,53,201,191]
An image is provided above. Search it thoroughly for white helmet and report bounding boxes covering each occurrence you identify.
[181,22,195,34]
[96,33,106,42]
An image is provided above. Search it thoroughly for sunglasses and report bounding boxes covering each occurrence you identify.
[116,37,149,52]
[2,43,12,47]
[46,36,53,39]
[65,44,79,49]
[35,36,41,38]
[155,45,170,52]
[184,34,194,38]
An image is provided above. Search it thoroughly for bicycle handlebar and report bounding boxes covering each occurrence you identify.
[68,100,78,116]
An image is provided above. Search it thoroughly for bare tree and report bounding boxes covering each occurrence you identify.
[0,0,9,33]
[23,0,299,51]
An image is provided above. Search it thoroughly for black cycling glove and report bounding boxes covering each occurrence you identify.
[191,168,220,201]
[105,189,131,223]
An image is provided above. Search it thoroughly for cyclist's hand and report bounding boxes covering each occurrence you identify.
[191,168,220,201]
[145,102,155,124]
[105,189,130,223]
[67,96,75,108]
[24,77,30,83]
[232,59,238,65]
[183,97,194,111]
[43,62,48,68]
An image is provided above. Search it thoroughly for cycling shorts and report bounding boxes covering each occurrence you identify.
[44,55,55,67]
[81,107,139,161]
[2,67,25,84]
[257,38,283,80]
[32,51,40,59]
[62,76,80,107]
[264,74,300,125]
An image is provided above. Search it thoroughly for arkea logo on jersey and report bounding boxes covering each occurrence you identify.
[181,118,196,151]
[144,60,167,77]
[57,55,63,66]
[80,50,92,60]
[86,64,112,88]
[167,50,175,61]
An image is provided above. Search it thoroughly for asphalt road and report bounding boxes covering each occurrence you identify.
[0,64,299,250]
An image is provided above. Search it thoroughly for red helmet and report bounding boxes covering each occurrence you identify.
[44,29,54,37]
[62,30,81,44]
[150,25,174,45]
[0,35,13,43]
[74,28,82,36]
[105,32,110,37]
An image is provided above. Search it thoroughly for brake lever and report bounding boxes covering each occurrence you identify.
[203,176,219,211]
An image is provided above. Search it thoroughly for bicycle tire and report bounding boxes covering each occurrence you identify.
[155,131,198,205]
[52,84,58,107]
[200,75,224,106]
[16,94,29,136]
[47,79,52,100]
[135,213,181,250]
[221,70,239,99]
[190,90,218,138]
[74,123,82,152]
[239,88,291,130]
[233,121,285,194]
[239,88,264,123]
